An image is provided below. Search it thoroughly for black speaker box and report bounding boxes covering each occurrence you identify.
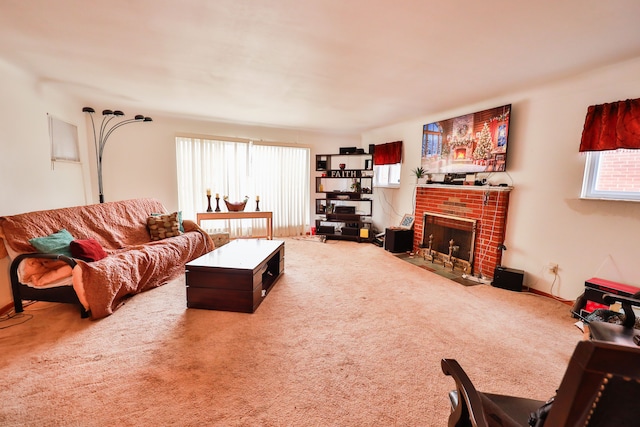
[339,147,357,154]
[334,206,356,214]
[317,226,335,235]
[492,266,524,292]
[341,227,359,236]
[384,228,414,253]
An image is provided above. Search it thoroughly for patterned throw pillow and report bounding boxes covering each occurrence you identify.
[152,211,184,232]
[147,212,181,241]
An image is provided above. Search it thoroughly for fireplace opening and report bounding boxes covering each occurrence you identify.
[421,213,477,273]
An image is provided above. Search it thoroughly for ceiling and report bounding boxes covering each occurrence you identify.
[1,0,640,134]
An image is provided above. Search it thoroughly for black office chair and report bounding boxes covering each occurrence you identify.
[588,293,640,347]
[441,340,640,426]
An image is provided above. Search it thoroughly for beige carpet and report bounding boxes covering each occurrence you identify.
[0,238,580,426]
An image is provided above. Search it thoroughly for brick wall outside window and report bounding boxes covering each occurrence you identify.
[596,150,640,192]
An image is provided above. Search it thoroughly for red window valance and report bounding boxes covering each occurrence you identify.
[373,140,403,165]
[579,98,640,152]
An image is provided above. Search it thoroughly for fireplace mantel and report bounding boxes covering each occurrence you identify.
[413,185,512,279]
[417,184,512,192]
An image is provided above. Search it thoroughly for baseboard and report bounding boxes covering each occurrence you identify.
[527,288,574,306]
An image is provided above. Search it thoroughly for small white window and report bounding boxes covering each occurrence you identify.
[373,163,401,188]
[581,149,640,201]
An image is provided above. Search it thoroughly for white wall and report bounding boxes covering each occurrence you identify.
[362,57,640,301]
[0,59,91,308]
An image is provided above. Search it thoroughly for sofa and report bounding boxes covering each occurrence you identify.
[0,198,214,319]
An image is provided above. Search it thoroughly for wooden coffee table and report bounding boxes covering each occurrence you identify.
[185,239,284,313]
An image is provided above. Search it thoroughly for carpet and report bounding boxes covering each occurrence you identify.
[0,238,580,426]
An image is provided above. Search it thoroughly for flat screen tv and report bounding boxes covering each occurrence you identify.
[421,104,511,175]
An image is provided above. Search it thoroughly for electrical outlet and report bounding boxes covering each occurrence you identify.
[548,263,558,274]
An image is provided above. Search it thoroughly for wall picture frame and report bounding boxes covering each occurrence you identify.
[399,214,415,229]
[49,114,80,162]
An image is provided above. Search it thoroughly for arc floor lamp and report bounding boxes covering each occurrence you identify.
[82,107,152,203]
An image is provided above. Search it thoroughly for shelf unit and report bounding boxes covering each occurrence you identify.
[314,152,373,242]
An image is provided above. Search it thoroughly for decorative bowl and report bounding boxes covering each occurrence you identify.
[224,200,247,212]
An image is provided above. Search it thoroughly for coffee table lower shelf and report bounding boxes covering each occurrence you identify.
[185,239,284,313]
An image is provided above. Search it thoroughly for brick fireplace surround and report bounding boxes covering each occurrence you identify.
[413,185,512,279]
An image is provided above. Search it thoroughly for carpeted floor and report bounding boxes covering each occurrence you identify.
[0,238,581,426]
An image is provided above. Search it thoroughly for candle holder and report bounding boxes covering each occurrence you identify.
[255,200,260,211]
[206,195,213,212]
[215,196,221,212]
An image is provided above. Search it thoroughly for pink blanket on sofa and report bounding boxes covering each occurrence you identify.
[0,198,214,319]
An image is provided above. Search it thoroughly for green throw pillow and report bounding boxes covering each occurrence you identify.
[29,229,75,257]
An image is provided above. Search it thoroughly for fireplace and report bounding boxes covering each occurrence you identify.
[422,213,476,273]
[453,147,470,161]
[413,185,511,279]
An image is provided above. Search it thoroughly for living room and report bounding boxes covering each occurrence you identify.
[2,2,640,424]
[2,4,640,308]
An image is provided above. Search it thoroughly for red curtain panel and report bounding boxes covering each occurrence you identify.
[373,140,403,165]
[580,98,640,152]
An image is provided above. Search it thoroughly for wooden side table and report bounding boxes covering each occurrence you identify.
[196,211,273,240]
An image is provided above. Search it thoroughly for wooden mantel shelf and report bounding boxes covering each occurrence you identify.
[417,184,513,192]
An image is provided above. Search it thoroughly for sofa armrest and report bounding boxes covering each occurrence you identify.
[10,253,77,313]
[182,219,198,232]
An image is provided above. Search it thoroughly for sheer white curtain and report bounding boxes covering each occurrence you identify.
[176,136,310,238]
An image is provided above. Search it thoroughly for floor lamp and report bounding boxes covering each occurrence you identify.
[82,107,152,203]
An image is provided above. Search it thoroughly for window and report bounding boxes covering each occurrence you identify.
[422,123,442,157]
[49,115,80,162]
[373,140,403,188]
[373,163,401,187]
[581,149,640,201]
[176,136,310,236]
